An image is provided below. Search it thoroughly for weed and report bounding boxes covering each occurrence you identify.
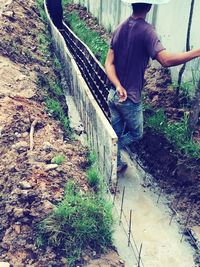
[46,98,63,119]
[51,154,65,165]
[145,108,200,158]
[45,97,71,136]
[37,182,113,266]
[86,151,97,166]
[36,0,48,23]
[48,79,64,97]
[23,48,34,61]
[86,166,101,189]
[53,55,62,72]
[63,11,109,65]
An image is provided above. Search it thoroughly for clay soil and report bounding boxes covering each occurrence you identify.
[65,3,200,250]
[0,1,124,266]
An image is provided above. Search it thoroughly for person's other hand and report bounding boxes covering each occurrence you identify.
[116,85,127,102]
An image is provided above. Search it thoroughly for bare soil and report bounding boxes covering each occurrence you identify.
[64,3,200,250]
[0,1,124,266]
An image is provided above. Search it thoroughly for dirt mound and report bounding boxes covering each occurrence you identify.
[0,1,123,266]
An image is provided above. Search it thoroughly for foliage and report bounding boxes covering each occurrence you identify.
[63,11,109,65]
[36,0,47,23]
[51,154,65,165]
[86,151,97,166]
[46,97,71,135]
[145,109,200,158]
[37,182,113,266]
[87,166,101,190]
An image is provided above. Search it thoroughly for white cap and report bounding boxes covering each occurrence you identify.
[122,0,170,4]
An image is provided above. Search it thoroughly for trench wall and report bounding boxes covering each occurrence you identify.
[72,0,200,84]
[44,1,118,184]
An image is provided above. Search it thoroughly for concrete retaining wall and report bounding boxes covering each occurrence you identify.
[44,0,118,184]
[71,0,200,84]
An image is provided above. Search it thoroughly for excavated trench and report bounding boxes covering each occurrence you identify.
[46,2,198,266]
[68,95,196,267]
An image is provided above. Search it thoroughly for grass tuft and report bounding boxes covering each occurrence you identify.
[51,154,65,165]
[86,166,101,190]
[145,109,200,158]
[37,182,113,266]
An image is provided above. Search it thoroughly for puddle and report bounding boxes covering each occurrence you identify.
[113,151,195,267]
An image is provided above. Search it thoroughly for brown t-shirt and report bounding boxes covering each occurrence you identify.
[110,16,165,103]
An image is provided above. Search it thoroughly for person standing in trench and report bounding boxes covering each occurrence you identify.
[105,0,200,173]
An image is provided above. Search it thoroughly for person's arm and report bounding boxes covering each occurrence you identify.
[156,48,200,67]
[105,49,127,102]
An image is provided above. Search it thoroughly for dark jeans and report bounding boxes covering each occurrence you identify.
[108,89,143,165]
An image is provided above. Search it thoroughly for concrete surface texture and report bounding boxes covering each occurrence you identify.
[113,151,195,267]
[72,0,200,84]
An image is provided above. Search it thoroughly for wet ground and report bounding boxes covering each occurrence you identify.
[114,151,196,267]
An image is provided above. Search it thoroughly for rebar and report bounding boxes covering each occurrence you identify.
[138,243,143,267]
[128,209,132,247]
[119,186,125,225]
[112,179,118,205]
[181,200,195,242]
[169,195,181,225]
[157,187,163,204]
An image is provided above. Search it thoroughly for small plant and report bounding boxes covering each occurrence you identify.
[37,182,113,266]
[86,151,97,166]
[46,98,63,119]
[51,154,65,165]
[46,98,71,136]
[87,166,101,189]
[36,0,48,23]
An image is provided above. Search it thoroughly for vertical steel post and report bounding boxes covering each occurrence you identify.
[128,209,132,247]
[119,186,125,225]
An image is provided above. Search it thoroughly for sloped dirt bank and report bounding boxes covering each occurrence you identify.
[0,1,123,266]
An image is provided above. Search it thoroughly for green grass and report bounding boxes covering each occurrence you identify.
[37,182,113,266]
[51,154,65,165]
[36,0,47,23]
[86,151,97,166]
[145,108,200,158]
[63,11,109,65]
[46,97,71,136]
[35,0,71,137]
[87,166,101,190]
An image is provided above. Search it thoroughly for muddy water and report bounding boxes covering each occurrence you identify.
[0,0,12,15]
[113,151,195,267]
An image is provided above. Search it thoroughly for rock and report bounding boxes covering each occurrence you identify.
[21,132,29,138]
[13,207,24,218]
[44,164,58,171]
[2,10,14,19]
[19,181,32,190]
[14,132,21,137]
[42,142,54,152]
[43,200,54,211]
[15,75,26,82]
[12,141,29,152]
[33,65,40,72]
[0,262,10,267]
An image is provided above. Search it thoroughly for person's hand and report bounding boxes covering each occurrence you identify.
[116,85,127,102]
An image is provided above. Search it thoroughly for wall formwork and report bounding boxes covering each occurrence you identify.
[44,0,118,185]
